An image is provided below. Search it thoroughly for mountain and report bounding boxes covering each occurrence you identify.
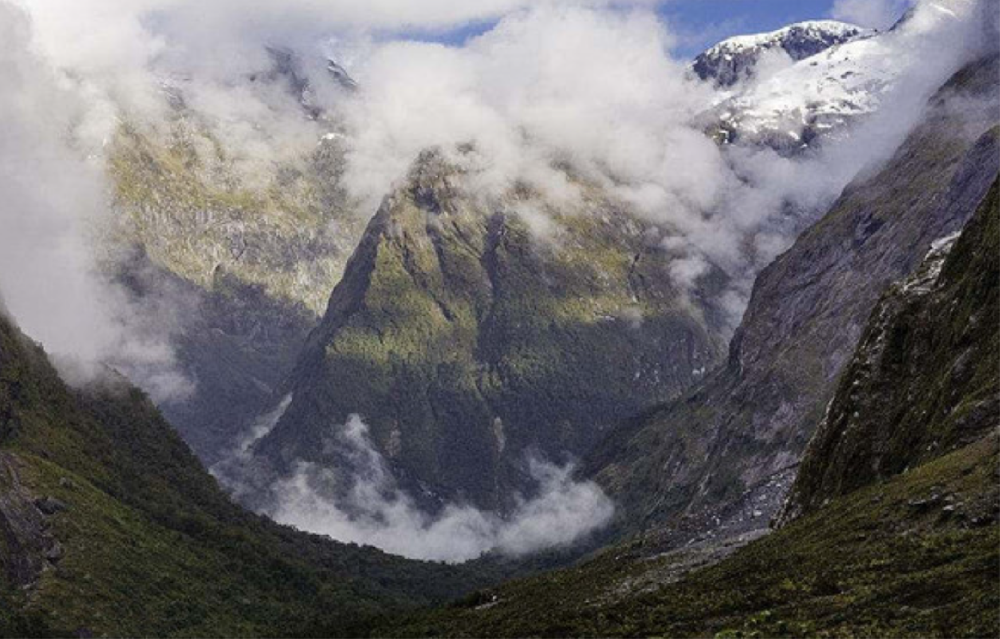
[327,59,359,91]
[692,20,872,88]
[700,0,984,152]
[584,53,999,544]
[214,2,997,529]
[2,2,997,636]
[261,46,358,118]
[379,134,1000,639]
[241,151,730,514]
[0,307,501,636]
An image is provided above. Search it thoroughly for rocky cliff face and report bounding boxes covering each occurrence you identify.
[586,54,1000,542]
[693,21,870,88]
[108,115,361,317]
[781,176,999,522]
[245,150,730,512]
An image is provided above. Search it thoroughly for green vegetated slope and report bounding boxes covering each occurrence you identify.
[108,114,361,317]
[387,438,999,638]
[0,311,500,638]
[585,54,1000,540]
[381,173,1000,639]
[253,149,729,512]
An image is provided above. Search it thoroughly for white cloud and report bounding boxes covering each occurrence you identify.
[335,0,989,311]
[830,0,912,29]
[0,2,191,402]
[5,0,988,381]
[265,415,614,563]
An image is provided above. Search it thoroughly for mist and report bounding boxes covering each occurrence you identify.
[265,415,614,563]
[0,2,191,402]
[331,0,991,316]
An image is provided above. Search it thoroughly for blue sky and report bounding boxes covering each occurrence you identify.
[411,0,843,58]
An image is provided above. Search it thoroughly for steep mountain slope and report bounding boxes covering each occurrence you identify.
[0,308,500,637]
[112,251,317,465]
[247,151,729,513]
[382,171,1000,639]
[693,21,871,88]
[105,60,365,462]
[586,54,999,542]
[782,177,999,521]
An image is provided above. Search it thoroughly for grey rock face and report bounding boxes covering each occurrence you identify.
[586,54,1000,544]
[780,175,999,524]
[34,497,67,515]
[0,454,61,589]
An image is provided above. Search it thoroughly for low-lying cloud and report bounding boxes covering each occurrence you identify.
[0,2,191,402]
[333,0,991,317]
[261,415,614,563]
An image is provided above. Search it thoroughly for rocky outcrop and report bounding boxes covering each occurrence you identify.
[586,54,1000,542]
[248,150,730,512]
[780,176,999,522]
[0,454,60,590]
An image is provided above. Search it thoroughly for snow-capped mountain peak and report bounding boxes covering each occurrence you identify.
[693,20,874,88]
[697,0,986,153]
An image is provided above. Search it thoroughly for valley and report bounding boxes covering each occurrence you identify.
[0,0,997,636]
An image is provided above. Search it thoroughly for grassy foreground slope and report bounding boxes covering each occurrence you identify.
[0,310,496,638]
[387,437,998,638]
